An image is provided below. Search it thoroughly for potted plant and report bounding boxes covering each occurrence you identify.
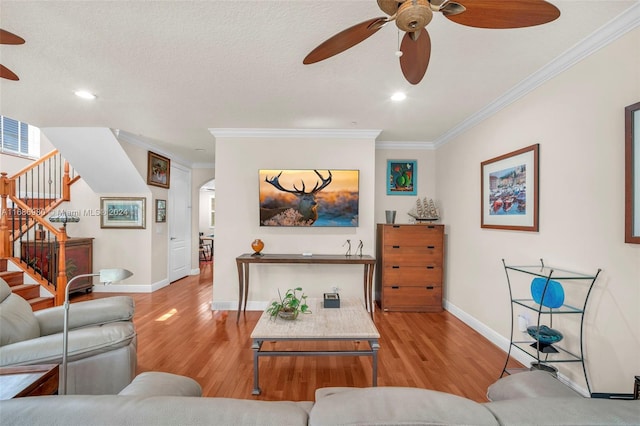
[266,287,311,320]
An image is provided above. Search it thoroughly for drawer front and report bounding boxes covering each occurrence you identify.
[382,249,442,266]
[383,286,443,312]
[383,225,443,246]
[382,266,442,285]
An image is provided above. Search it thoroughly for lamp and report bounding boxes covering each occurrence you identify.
[60,268,133,395]
[49,210,80,231]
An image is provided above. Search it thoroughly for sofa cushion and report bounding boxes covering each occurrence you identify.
[0,280,40,346]
[310,386,499,425]
[485,397,640,425]
[119,372,203,397]
[35,296,135,336]
[0,395,311,426]
[0,321,135,366]
[487,371,583,401]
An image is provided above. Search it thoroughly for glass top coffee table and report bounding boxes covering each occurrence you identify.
[250,298,380,395]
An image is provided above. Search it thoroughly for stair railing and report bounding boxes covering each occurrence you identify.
[0,150,79,305]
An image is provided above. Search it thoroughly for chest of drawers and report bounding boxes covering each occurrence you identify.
[375,224,444,312]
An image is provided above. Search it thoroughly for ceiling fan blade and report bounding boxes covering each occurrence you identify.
[0,64,20,80]
[445,0,560,29]
[0,29,25,45]
[440,2,466,17]
[400,29,431,85]
[303,17,387,65]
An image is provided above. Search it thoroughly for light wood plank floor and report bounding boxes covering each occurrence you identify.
[75,261,521,402]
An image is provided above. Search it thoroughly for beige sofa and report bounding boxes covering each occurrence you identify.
[0,278,136,394]
[0,371,638,425]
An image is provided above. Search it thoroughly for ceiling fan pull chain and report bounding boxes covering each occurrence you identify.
[396,29,404,57]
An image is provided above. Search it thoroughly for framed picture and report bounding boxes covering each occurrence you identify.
[481,144,539,232]
[387,160,417,195]
[259,169,359,227]
[147,151,170,188]
[155,199,167,223]
[100,197,146,229]
[625,101,640,243]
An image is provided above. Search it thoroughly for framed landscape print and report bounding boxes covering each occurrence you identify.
[147,151,170,189]
[387,160,417,195]
[100,197,146,229]
[481,144,539,232]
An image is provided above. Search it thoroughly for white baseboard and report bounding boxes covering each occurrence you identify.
[93,278,170,293]
[444,299,589,397]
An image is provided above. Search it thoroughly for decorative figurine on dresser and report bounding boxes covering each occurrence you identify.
[375,223,444,312]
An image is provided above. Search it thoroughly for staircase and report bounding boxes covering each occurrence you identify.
[0,259,54,310]
[1,150,80,307]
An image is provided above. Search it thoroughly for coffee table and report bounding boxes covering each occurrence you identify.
[0,364,59,400]
[250,298,380,395]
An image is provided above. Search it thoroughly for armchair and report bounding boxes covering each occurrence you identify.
[0,278,137,394]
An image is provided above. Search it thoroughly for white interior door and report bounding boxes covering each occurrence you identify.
[168,165,191,282]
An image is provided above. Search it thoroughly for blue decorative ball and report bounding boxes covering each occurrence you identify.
[531,278,565,308]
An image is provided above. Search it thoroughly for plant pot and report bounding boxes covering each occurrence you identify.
[277,310,299,320]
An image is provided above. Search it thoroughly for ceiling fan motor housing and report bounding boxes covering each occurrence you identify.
[396,0,433,32]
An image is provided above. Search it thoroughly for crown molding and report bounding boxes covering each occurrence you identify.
[209,128,382,139]
[116,129,192,168]
[434,2,640,148]
[375,140,437,150]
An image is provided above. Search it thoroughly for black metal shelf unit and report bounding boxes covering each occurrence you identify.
[500,258,601,395]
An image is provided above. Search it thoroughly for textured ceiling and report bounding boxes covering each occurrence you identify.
[0,0,637,166]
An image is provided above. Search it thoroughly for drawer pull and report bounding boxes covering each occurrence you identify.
[426,286,434,290]
[427,245,435,249]
[391,286,400,289]
[427,225,435,229]
[392,266,400,269]
[426,266,435,269]
[392,245,400,249]
[392,225,401,228]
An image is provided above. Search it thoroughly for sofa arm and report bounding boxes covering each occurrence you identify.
[118,372,202,397]
[0,322,135,366]
[35,296,134,336]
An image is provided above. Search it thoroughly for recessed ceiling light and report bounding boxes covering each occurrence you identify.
[391,92,406,102]
[74,90,96,100]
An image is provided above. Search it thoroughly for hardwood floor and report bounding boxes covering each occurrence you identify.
[75,260,521,402]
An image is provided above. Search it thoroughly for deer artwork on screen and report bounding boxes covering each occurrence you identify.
[260,170,332,226]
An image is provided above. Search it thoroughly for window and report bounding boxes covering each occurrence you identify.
[1,116,40,158]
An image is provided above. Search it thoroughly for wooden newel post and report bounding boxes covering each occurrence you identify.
[55,227,69,306]
[0,172,13,258]
[62,162,71,201]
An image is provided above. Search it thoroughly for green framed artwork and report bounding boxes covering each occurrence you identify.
[100,197,146,229]
[387,160,417,195]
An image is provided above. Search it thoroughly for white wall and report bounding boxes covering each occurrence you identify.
[436,27,640,394]
[212,130,378,309]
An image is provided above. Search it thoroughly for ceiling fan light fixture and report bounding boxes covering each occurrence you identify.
[396,0,432,32]
[74,90,96,100]
[391,92,407,102]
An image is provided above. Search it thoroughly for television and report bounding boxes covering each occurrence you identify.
[259,169,359,227]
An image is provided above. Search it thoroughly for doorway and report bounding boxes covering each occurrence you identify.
[168,164,191,282]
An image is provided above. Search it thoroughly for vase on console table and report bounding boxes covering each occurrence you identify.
[251,239,264,256]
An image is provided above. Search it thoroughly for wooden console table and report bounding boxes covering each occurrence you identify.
[235,253,376,322]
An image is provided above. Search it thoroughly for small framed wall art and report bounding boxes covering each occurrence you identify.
[155,199,167,223]
[387,160,417,195]
[481,144,539,232]
[100,197,146,229]
[147,151,170,189]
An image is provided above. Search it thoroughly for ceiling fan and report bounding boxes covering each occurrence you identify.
[303,0,560,85]
[0,28,25,81]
